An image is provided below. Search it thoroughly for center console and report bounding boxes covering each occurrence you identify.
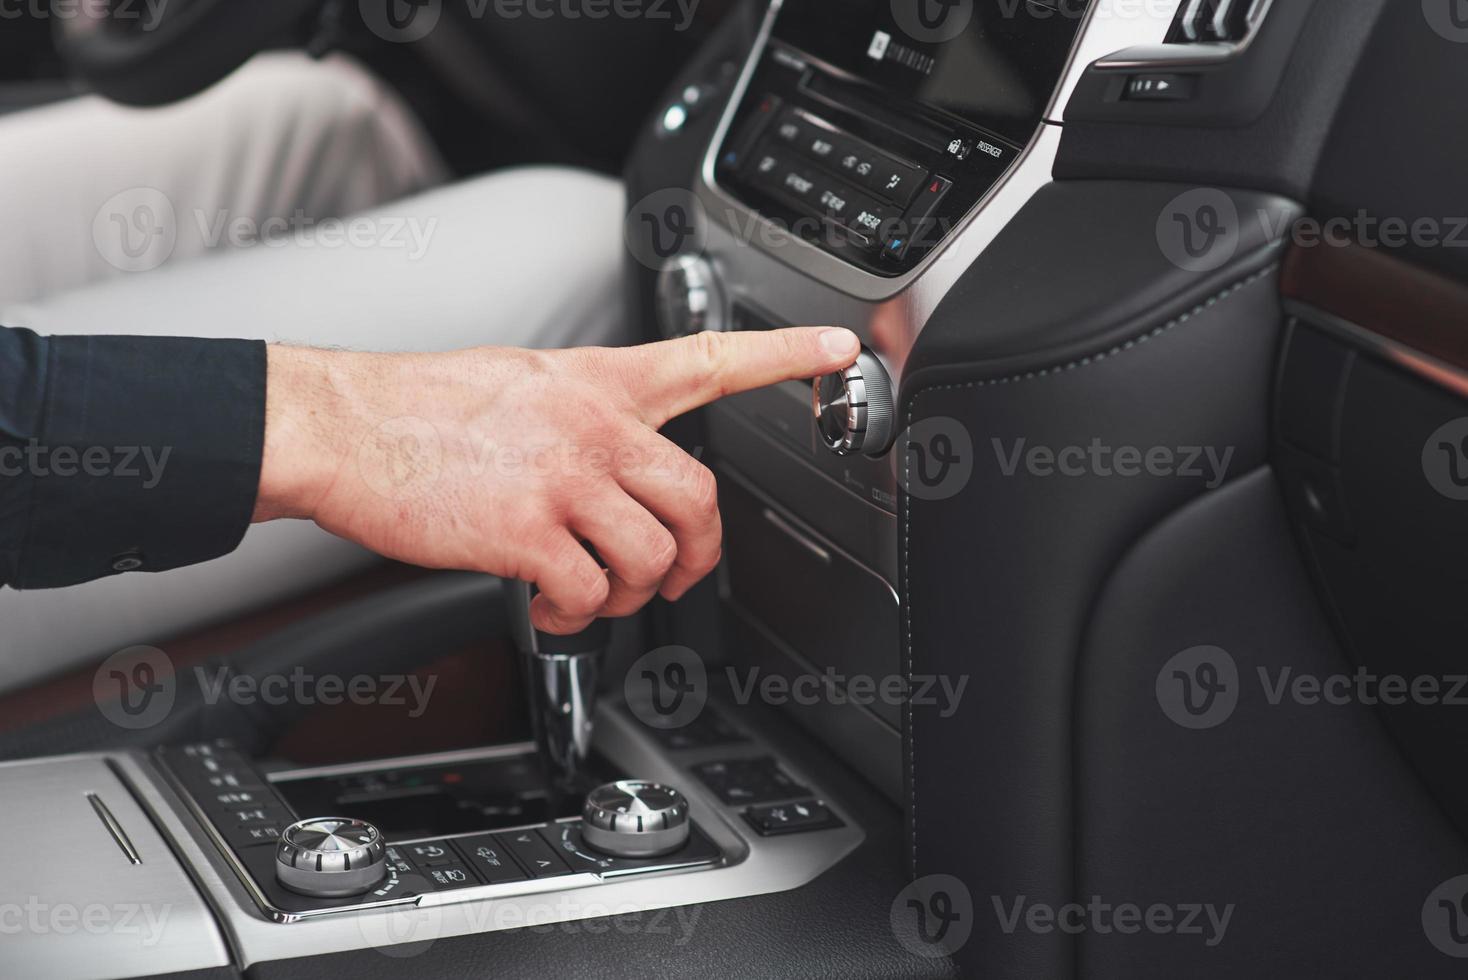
[640,0,1162,803]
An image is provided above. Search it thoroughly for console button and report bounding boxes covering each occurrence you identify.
[224,822,286,848]
[498,829,574,879]
[454,834,530,884]
[422,863,478,890]
[834,144,879,185]
[771,110,805,145]
[402,841,457,868]
[861,157,926,207]
[743,800,843,836]
[883,175,953,262]
[693,758,811,805]
[802,131,841,166]
[383,846,415,875]
[203,789,274,810]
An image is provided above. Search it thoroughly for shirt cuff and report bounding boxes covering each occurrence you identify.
[13,334,266,589]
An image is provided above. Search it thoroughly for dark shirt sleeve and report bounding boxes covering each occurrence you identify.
[0,325,266,590]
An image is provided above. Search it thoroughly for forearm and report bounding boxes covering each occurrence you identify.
[0,325,266,590]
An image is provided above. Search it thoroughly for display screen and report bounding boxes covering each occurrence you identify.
[772,0,1083,145]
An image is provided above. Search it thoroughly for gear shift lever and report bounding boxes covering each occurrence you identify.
[509,580,612,803]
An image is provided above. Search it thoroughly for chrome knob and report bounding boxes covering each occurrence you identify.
[275,818,387,898]
[656,254,725,337]
[581,781,691,858]
[812,347,895,457]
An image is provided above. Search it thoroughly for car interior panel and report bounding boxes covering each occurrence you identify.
[3,0,1468,977]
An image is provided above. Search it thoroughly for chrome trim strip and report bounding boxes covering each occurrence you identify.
[266,741,539,782]
[87,792,142,865]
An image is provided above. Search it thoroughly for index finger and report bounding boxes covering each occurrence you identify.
[627,327,860,428]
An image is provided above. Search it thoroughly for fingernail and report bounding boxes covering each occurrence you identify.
[820,328,860,358]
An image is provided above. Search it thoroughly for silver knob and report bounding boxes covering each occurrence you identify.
[275,818,387,898]
[812,347,896,457]
[581,781,691,858]
[656,255,725,337]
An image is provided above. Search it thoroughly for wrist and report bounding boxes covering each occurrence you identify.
[253,345,357,523]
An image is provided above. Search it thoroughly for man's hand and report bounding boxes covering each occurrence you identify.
[254,328,860,634]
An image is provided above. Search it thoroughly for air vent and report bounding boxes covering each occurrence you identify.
[1168,0,1272,44]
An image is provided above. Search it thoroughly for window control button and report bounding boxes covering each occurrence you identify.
[744,800,843,836]
[454,835,529,884]
[497,829,574,879]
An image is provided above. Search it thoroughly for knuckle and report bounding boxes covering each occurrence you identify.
[686,463,720,519]
[686,330,732,395]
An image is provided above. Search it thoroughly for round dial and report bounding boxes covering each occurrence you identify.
[655,255,725,338]
[812,347,896,458]
[581,781,691,858]
[275,817,387,898]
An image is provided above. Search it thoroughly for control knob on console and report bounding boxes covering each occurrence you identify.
[655,254,725,337]
[581,780,691,858]
[812,346,896,457]
[275,818,387,898]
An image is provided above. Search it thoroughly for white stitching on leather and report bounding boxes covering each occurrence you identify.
[900,263,1278,873]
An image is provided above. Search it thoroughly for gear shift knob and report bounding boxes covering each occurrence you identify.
[509,580,612,801]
